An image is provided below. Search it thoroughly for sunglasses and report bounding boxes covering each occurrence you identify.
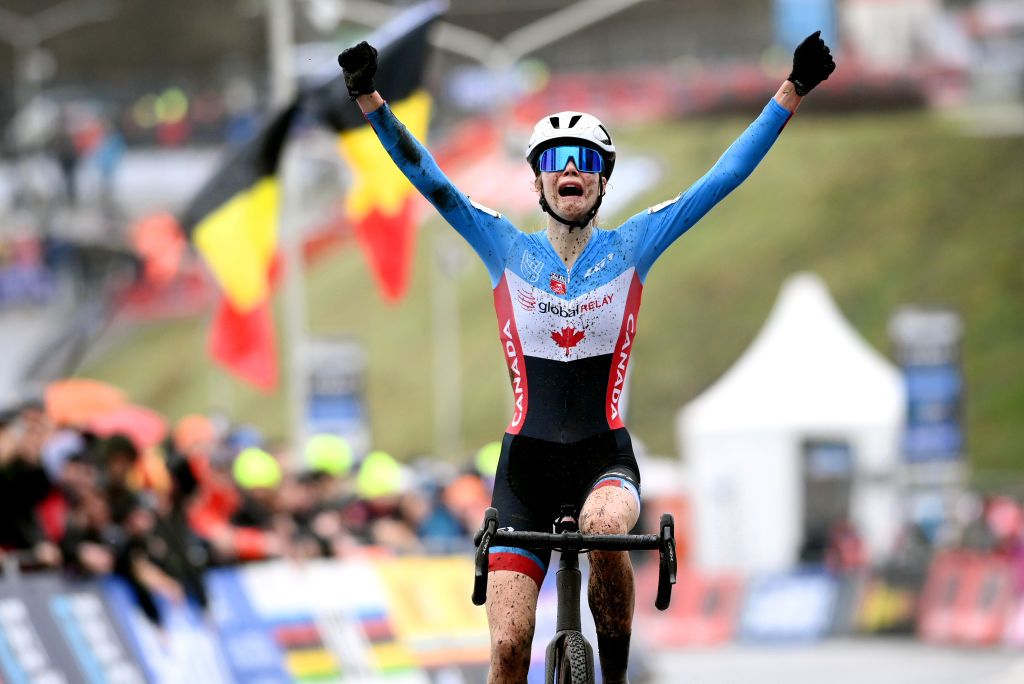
[538,146,604,174]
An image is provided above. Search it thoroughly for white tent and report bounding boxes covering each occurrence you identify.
[676,273,906,572]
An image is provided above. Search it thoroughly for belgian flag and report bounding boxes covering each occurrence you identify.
[181,104,300,390]
[305,10,438,302]
[181,4,440,389]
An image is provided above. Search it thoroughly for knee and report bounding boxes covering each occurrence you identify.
[490,617,534,671]
[580,507,629,536]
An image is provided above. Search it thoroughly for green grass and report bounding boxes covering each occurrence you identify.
[82,109,1024,481]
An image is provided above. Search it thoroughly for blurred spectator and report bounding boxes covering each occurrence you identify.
[443,473,490,539]
[51,113,80,206]
[112,493,185,625]
[475,441,501,488]
[286,435,358,558]
[961,494,999,552]
[90,117,126,218]
[60,478,116,578]
[798,524,829,564]
[826,518,869,573]
[224,446,286,561]
[345,450,422,553]
[888,521,934,583]
[0,403,61,568]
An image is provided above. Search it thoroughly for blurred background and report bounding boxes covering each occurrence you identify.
[0,0,1022,682]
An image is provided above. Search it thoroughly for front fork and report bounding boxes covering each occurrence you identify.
[544,549,595,683]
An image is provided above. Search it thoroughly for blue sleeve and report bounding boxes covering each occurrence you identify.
[630,99,792,281]
[365,103,519,287]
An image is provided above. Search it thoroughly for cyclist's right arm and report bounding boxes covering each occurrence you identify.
[356,93,517,286]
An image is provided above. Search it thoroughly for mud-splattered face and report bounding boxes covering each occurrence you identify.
[536,159,603,223]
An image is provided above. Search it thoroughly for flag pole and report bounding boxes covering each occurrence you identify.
[267,0,308,457]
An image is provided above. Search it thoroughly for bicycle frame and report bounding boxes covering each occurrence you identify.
[472,506,676,683]
[544,514,594,683]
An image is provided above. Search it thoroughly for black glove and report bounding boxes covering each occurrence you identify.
[337,41,378,99]
[788,31,836,97]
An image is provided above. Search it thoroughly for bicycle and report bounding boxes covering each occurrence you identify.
[472,504,677,684]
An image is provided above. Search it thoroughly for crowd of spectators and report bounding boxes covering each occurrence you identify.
[0,398,494,626]
[7,391,1024,629]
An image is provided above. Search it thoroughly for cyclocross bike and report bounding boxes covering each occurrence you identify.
[472,504,677,684]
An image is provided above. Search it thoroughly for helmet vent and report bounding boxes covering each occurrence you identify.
[549,116,561,129]
[595,125,611,144]
[568,114,582,128]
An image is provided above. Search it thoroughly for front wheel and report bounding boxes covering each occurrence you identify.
[555,631,594,684]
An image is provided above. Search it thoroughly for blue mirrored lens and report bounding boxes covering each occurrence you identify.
[539,146,603,174]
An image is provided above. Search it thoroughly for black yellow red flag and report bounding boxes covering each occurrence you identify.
[305,10,438,302]
[181,104,299,390]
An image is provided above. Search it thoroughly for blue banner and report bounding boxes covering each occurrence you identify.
[102,577,234,683]
[739,568,838,642]
[205,569,292,683]
[903,362,963,462]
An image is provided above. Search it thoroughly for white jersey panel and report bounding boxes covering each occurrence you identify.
[505,268,634,362]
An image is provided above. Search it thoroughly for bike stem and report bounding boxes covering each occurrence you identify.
[555,548,583,633]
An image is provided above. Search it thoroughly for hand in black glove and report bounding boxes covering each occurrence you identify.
[337,41,378,99]
[788,31,836,97]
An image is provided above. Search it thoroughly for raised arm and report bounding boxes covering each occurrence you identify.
[632,31,836,279]
[338,42,518,286]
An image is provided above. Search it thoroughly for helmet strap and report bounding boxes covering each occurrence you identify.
[539,178,605,231]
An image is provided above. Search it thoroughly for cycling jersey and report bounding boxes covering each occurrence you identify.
[367,99,792,443]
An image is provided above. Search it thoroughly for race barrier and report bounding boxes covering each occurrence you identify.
[855,571,920,635]
[0,573,145,683]
[918,551,1016,646]
[4,551,1024,683]
[737,568,839,642]
[634,563,743,647]
[0,556,491,684]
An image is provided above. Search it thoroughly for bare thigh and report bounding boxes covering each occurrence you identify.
[579,484,640,536]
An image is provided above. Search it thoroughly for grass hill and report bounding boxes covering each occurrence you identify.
[82,107,1024,483]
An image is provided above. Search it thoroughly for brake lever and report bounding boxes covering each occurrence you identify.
[655,513,677,611]
[472,508,499,606]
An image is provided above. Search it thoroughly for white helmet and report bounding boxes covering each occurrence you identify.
[526,111,616,179]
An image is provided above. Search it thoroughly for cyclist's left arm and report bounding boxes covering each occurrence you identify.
[631,89,795,281]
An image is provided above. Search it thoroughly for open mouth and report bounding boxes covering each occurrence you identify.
[558,184,583,197]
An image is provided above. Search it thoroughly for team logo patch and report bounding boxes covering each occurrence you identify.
[516,289,537,311]
[521,251,543,282]
[549,273,567,295]
[584,252,616,279]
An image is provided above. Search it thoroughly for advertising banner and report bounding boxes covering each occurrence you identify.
[102,577,233,684]
[889,308,964,464]
[634,563,742,647]
[0,574,145,684]
[204,568,292,683]
[305,338,371,457]
[738,568,838,642]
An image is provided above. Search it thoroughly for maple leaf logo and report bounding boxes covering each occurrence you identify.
[551,327,585,356]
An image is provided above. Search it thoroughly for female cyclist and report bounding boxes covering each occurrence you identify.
[340,31,835,684]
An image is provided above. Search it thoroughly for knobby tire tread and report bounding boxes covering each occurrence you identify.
[559,631,592,684]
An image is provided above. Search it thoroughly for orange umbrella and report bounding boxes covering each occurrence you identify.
[89,404,168,451]
[45,378,128,426]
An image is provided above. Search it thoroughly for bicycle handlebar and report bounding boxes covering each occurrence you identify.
[491,530,661,552]
[472,507,677,610]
